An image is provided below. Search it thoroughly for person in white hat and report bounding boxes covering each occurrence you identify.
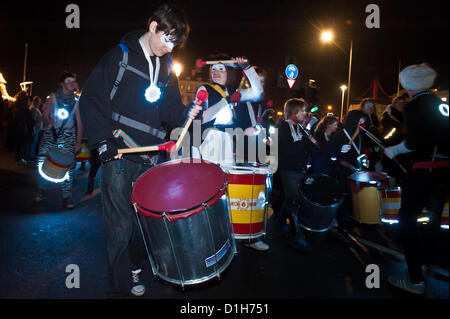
[384,63,449,295]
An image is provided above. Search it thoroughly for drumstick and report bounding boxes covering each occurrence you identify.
[173,89,209,151]
[358,125,407,173]
[348,127,360,145]
[117,90,208,155]
[196,58,248,68]
[118,141,176,154]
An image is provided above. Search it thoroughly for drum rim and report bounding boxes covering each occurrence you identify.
[299,173,345,208]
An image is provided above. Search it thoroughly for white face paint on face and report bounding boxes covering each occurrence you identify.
[160,33,175,51]
[211,64,227,86]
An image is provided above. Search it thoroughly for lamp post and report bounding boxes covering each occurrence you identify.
[346,40,353,110]
[320,31,353,111]
[340,85,347,121]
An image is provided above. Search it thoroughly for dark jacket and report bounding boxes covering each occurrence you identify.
[381,106,405,146]
[79,30,186,163]
[403,91,449,163]
[278,120,317,172]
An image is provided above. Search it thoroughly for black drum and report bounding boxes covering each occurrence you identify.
[298,174,345,232]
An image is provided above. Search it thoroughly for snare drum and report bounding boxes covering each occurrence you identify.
[381,189,449,228]
[131,159,236,287]
[39,148,74,182]
[299,174,344,232]
[348,171,390,224]
[221,162,271,240]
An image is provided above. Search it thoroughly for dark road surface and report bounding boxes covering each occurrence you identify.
[1,150,448,302]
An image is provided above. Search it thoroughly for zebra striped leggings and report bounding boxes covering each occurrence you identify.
[36,128,76,198]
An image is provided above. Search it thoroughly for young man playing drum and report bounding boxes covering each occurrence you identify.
[79,4,201,298]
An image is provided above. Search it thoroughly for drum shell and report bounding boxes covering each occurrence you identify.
[131,159,236,287]
[348,171,389,224]
[136,197,235,286]
[381,188,449,227]
[298,174,344,232]
[221,163,271,239]
[42,148,73,180]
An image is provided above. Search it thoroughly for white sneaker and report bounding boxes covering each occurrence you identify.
[131,269,145,297]
[388,276,425,295]
[246,240,270,251]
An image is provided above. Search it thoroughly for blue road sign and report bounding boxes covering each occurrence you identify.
[285,64,298,80]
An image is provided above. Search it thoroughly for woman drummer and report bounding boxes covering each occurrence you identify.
[277,98,319,253]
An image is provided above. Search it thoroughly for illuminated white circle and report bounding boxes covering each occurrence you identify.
[145,85,161,103]
[57,108,69,120]
[439,103,449,116]
[38,161,70,183]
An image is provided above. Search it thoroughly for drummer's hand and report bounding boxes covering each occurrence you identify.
[309,136,317,144]
[233,57,250,70]
[188,103,202,120]
[114,153,123,160]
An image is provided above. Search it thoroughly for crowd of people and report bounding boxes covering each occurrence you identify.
[1,3,448,299]
[0,91,43,165]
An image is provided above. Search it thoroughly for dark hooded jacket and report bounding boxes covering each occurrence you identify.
[79,30,186,163]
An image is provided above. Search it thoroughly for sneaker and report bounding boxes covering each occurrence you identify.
[245,240,270,251]
[63,196,75,209]
[388,276,425,295]
[131,269,146,296]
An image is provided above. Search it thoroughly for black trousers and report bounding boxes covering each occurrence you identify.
[398,166,449,283]
[100,158,155,294]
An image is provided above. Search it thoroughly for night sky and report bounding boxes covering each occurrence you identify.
[1,0,448,112]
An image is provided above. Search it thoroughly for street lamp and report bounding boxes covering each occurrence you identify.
[173,62,182,77]
[321,31,353,111]
[340,85,347,121]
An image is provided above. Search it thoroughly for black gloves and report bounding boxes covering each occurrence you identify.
[97,139,118,163]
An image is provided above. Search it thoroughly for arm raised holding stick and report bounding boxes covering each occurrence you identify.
[117,90,208,155]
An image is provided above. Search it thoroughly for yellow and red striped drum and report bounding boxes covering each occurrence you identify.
[221,163,271,239]
[40,148,74,182]
[381,188,449,228]
[76,139,91,162]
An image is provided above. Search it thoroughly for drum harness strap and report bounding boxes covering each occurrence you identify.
[109,43,171,141]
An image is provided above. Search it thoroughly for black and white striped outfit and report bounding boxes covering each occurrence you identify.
[36,90,77,198]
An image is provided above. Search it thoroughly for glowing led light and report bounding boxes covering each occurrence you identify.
[441,225,449,230]
[384,127,396,139]
[254,124,263,135]
[417,217,430,223]
[57,108,69,120]
[441,97,447,102]
[382,218,399,224]
[145,85,161,103]
[369,181,377,185]
[38,161,70,183]
[330,156,337,161]
[439,103,449,116]
[269,126,276,134]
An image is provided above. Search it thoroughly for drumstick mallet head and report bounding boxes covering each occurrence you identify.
[168,89,209,152]
[196,58,207,68]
